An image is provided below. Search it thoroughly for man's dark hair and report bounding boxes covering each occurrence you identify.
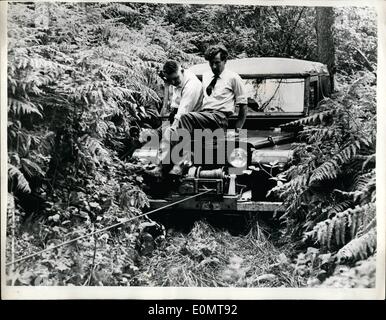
[162,60,179,75]
[204,44,229,61]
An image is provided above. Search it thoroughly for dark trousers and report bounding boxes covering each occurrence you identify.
[168,108,178,124]
[158,110,229,170]
[178,110,229,132]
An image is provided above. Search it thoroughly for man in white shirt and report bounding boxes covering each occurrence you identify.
[159,60,203,131]
[147,45,247,177]
[177,44,248,133]
[147,61,202,177]
[164,44,248,176]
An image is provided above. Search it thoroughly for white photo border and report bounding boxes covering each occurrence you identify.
[1,0,385,300]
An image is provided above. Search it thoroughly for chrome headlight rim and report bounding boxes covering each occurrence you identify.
[228,147,248,168]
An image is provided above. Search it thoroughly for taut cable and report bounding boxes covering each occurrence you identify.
[6,189,214,267]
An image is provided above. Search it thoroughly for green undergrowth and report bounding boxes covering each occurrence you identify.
[135,220,299,287]
[134,220,377,288]
[314,254,376,288]
[6,214,376,287]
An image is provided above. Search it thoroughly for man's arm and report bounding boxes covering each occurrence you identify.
[232,74,248,131]
[172,79,203,127]
[235,103,247,131]
[160,84,171,117]
[160,105,169,117]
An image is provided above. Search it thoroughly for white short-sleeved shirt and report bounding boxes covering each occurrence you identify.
[170,69,203,120]
[201,69,247,115]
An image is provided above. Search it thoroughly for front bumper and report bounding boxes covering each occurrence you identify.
[148,195,284,213]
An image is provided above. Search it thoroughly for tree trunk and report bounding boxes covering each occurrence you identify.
[316,7,335,92]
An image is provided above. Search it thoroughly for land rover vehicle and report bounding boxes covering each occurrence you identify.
[134,57,331,214]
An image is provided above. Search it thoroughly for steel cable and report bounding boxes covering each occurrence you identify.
[5,189,214,267]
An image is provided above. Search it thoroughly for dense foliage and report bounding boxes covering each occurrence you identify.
[271,71,376,266]
[6,2,377,287]
[7,1,198,285]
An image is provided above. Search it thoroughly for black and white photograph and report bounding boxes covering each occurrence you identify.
[1,0,385,299]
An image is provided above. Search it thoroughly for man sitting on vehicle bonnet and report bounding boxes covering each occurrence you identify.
[150,44,248,177]
[165,44,248,175]
[158,60,203,135]
[176,44,248,133]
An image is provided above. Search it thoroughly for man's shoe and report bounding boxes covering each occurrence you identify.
[168,164,183,177]
[144,164,163,178]
[168,160,192,177]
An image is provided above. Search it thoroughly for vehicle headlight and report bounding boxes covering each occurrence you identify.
[251,149,294,164]
[229,148,248,168]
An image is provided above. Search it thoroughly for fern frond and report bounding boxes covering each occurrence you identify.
[309,140,364,185]
[270,173,309,198]
[357,153,375,170]
[20,158,45,177]
[280,109,335,128]
[95,121,109,139]
[300,127,337,143]
[327,200,354,217]
[85,137,109,157]
[281,157,317,180]
[306,203,375,250]
[334,176,375,203]
[14,56,69,74]
[352,169,375,190]
[118,183,149,210]
[8,98,43,117]
[336,228,376,263]
[336,140,361,163]
[281,189,309,218]
[103,3,142,18]
[309,159,340,184]
[8,164,31,193]
[37,131,55,155]
[358,135,375,149]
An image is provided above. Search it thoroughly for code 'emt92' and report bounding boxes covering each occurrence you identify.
[133,57,331,216]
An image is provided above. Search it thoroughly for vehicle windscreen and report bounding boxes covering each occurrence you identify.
[244,78,305,114]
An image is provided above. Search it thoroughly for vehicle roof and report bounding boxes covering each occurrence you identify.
[188,57,329,77]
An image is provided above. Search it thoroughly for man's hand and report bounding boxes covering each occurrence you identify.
[171,118,179,128]
[226,130,239,139]
[160,107,168,117]
[163,123,178,141]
